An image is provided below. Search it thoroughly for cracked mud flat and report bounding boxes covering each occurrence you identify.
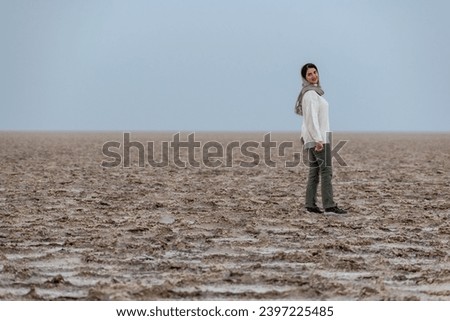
[0,132,449,300]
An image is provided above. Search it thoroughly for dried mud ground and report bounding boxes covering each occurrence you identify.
[1,132,449,300]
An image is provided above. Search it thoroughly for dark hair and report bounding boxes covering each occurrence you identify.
[301,63,318,79]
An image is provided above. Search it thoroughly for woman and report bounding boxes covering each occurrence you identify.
[295,63,347,214]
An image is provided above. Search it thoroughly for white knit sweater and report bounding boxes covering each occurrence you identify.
[301,90,331,149]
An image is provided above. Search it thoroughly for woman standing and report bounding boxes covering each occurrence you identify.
[295,63,347,214]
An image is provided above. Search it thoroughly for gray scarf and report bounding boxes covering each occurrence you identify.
[294,78,324,116]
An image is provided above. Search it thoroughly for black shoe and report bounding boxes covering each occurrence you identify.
[325,206,347,214]
[306,206,323,214]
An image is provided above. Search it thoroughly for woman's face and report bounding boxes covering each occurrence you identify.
[305,67,319,84]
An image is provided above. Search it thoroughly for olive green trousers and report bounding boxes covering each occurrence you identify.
[305,143,336,209]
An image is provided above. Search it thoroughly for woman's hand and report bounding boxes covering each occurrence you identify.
[315,141,324,152]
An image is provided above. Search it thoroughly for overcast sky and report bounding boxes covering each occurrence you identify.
[1,0,449,132]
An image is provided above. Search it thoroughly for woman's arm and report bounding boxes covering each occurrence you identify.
[302,91,324,150]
